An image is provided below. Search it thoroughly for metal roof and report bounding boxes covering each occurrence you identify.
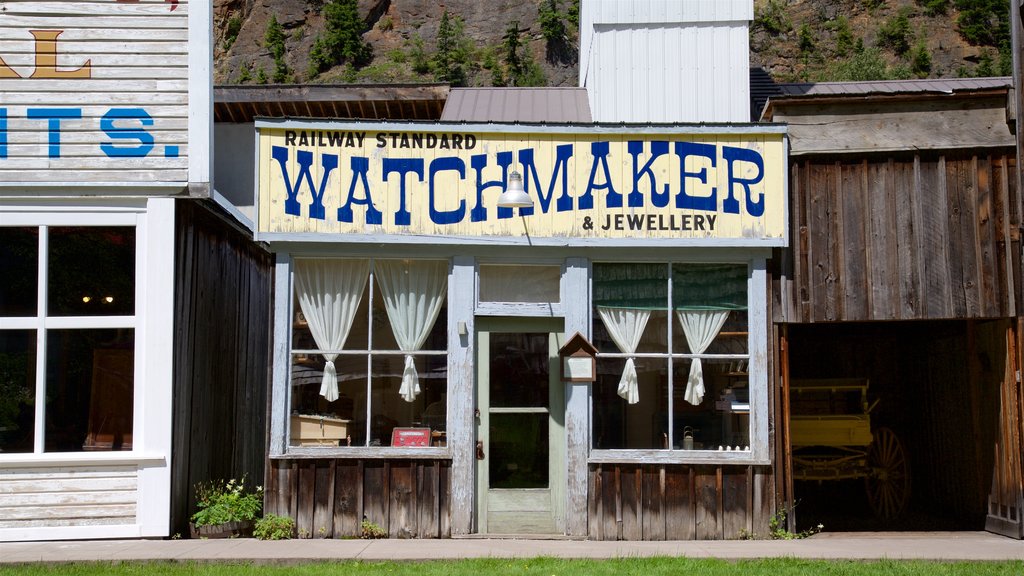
[441,87,592,123]
[214,84,449,123]
[776,76,1011,97]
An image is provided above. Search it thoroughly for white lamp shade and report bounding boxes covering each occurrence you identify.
[497,171,533,208]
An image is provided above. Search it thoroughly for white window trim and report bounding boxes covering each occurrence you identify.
[0,198,175,538]
[587,259,770,465]
[280,256,452,457]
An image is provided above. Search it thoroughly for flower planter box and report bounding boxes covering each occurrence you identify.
[189,519,255,539]
[290,414,349,446]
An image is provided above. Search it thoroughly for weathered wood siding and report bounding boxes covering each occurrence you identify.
[266,458,451,539]
[782,153,1018,323]
[170,200,274,536]
[987,318,1024,538]
[587,464,774,540]
[0,466,137,528]
[0,1,192,186]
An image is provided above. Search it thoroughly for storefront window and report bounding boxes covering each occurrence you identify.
[592,262,749,452]
[0,226,136,454]
[289,258,448,449]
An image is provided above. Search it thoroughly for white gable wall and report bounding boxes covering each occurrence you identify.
[580,0,753,123]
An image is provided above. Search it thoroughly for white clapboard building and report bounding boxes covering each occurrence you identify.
[0,0,212,541]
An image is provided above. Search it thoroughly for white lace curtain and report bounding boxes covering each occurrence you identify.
[676,310,730,405]
[374,260,448,402]
[596,306,651,404]
[294,259,370,402]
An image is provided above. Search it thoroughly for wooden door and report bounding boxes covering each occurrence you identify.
[986,321,1024,538]
[476,317,565,534]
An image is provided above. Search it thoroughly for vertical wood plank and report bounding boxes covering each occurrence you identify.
[563,257,592,537]
[722,466,749,539]
[389,461,415,538]
[296,461,316,538]
[619,465,642,540]
[416,461,438,538]
[807,162,828,321]
[976,155,997,316]
[602,465,617,539]
[841,161,868,320]
[363,461,386,530]
[312,459,334,537]
[895,158,920,318]
[641,465,666,540]
[439,462,451,537]
[588,465,601,539]
[664,466,694,539]
[921,156,953,317]
[695,466,719,540]
[947,157,969,316]
[334,460,360,538]
[448,257,475,535]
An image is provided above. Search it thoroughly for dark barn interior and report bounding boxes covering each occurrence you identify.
[787,320,1004,532]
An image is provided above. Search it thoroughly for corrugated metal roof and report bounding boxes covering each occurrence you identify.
[441,88,592,123]
[777,76,1011,97]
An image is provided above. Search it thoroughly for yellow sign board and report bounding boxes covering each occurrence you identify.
[256,123,786,244]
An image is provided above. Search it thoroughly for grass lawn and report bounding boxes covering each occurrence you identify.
[1,558,1022,576]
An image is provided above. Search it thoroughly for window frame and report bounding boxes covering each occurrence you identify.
[282,256,451,458]
[587,258,770,465]
[0,210,141,458]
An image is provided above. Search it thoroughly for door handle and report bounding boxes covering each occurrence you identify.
[476,440,485,460]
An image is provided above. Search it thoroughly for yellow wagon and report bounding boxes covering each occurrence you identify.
[790,378,911,520]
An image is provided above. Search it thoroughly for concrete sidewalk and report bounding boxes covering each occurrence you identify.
[0,532,1022,563]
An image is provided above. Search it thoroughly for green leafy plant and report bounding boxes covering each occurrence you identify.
[754,0,791,36]
[917,0,949,16]
[768,508,823,540]
[190,478,263,528]
[254,513,295,540]
[224,14,242,50]
[877,10,913,56]
[434,11,473,86]
[360,519,387,539]
[798,23,815,55]
[308,0,372,77]
[832,16,855,57]
[910,38,932,78]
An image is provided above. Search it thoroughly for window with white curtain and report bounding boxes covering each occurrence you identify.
[289,258,448,449]
[0,225,137,454]
[591,262,749,453]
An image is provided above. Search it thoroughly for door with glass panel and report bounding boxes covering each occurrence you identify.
[475,317,564,534]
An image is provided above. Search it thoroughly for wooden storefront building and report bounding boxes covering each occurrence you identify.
[764,77,1024,538]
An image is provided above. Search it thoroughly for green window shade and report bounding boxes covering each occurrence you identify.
[673,263,747,311]
[593,263,667,309]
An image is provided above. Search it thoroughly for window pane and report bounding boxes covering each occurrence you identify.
[671,358,750,451]
[479,264,560,303]
[45,329,133,452]
[0,228,39,316]
[593,263,668,354]
[592,357,667,449]
[672,263,747,310]
[490,413,548,488]
[489,332,549,408]
[673,309,749,355]
[0,330,37,453]
[48,227,135,316]
[289,354,362,447]
[370,355,447,447]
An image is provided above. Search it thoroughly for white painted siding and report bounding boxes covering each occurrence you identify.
[0,1,197,188]
[0,466,138,529]
[580,0,752,123]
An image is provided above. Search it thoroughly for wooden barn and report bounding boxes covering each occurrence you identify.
[763,77,1024,539]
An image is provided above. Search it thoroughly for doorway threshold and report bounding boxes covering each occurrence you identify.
[454,533,577,540]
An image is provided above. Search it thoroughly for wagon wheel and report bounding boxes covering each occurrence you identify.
[865,427,910,520]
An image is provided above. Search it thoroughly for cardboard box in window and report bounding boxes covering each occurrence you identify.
[290,414,349,446]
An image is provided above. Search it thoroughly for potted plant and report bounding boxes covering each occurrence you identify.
[189,477,263,539]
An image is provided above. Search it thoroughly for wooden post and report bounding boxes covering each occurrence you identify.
[780,325,795,531]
